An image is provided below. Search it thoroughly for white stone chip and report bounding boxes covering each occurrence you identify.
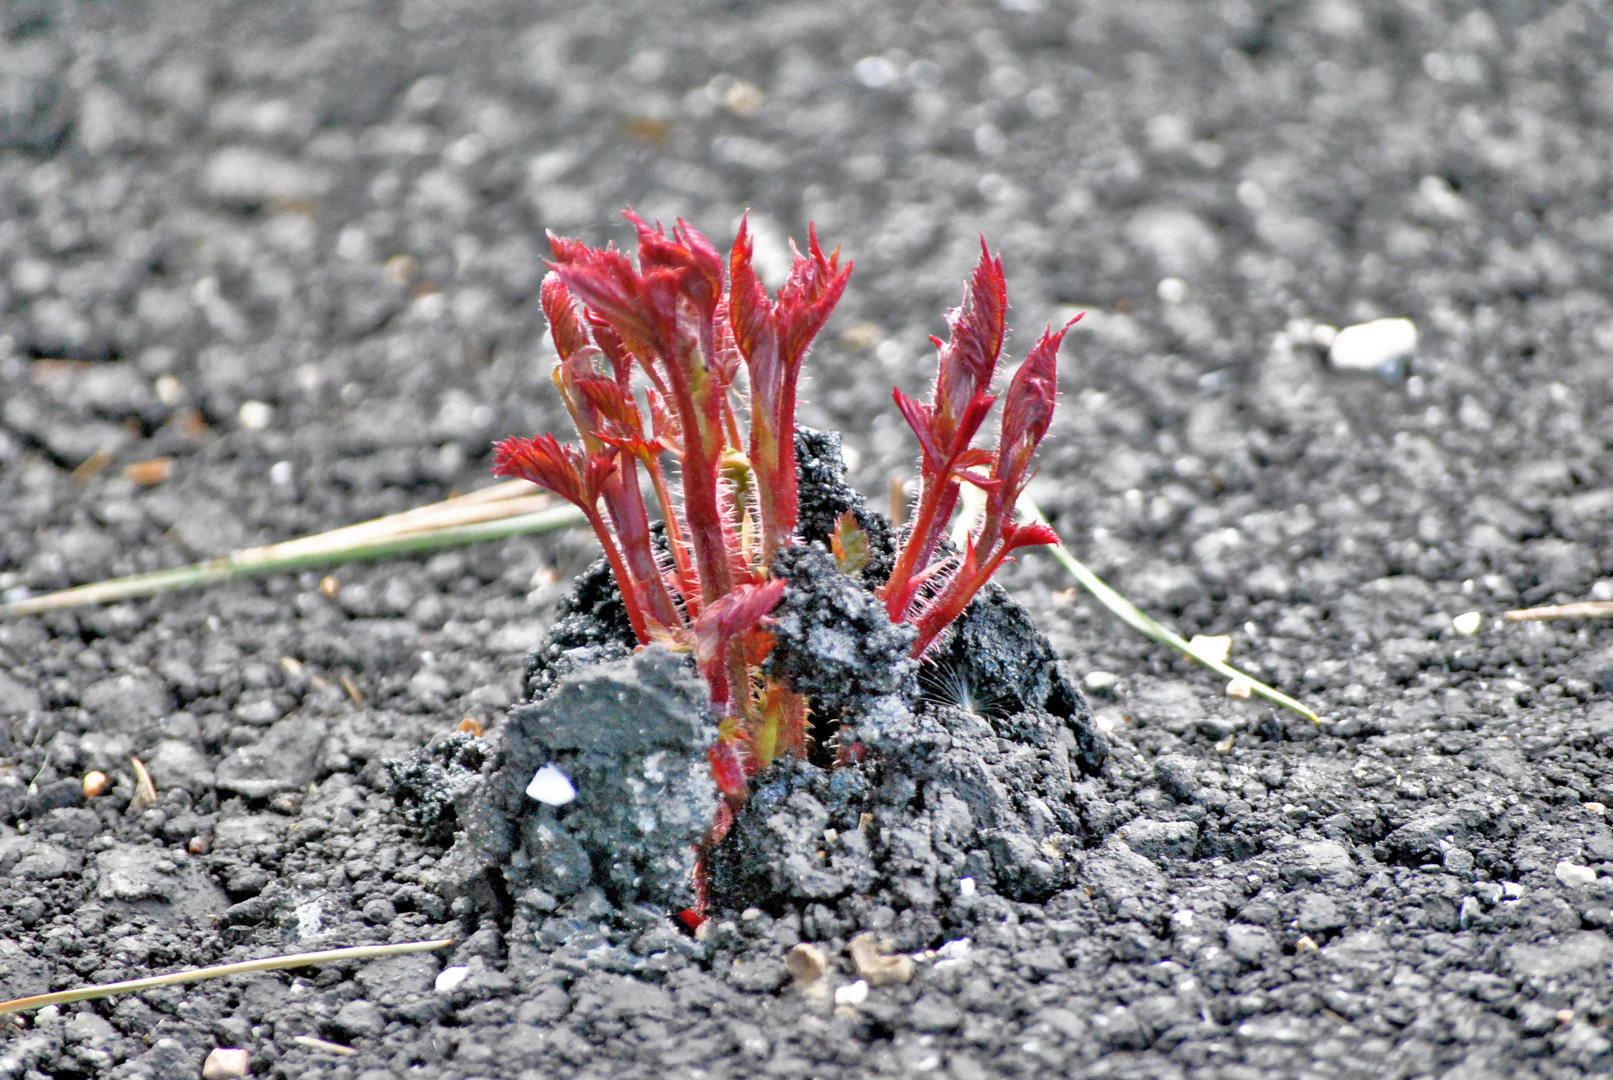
[834,979,870,1006]
[203,1048,251,1080]
[238,400,275,431]
[1453,611,1483,636]
[526,764,577,806]
[1188,634,1232,664]
[937,938,971,961]
[958,877,976,897]
[1328,317,1418,373]
[1556,861,1597,888]
[434,966,469,993]
[1225,676,1254,699]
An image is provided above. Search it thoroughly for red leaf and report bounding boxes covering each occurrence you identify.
[891,388,940,464]
[708,741,749,805]
[775,225,852,369]
[728,215,778,375]
[933,238,1007,439]
[540,273,592,362]
[694,579,787,668]
[491,434,590,507]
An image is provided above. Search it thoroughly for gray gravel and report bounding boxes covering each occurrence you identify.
[3,1,1613,1078]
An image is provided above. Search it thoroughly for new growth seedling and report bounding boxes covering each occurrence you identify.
[493,211,1073,875]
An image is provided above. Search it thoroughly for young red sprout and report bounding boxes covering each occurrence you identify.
[492,211,841,789]
[494,213,1072,912]
[881,239,1078,657]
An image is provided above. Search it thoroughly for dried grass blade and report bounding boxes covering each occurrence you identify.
[0,939,454,1016]
[1503,601,1613,622]
[0,502,585,620]
[1019,499,1320,723]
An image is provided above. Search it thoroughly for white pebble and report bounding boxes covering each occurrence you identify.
[202,1047,251,1080]
[238,400,275,431]
[1586,802,1607,815]
[1328,317,1418,374]
[526,764,577,806]
[269,461,294,487]
[1225,676,1254,699]
[1453,611,1483,636]
[1082,671,1120,693]
[1555,861,1597,888]
[834,979,870,1006]
[957,877,976,897]
[434,966,469,993]
[937,938,971,961]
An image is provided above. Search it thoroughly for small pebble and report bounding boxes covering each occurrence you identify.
[1453,611,1483,636]
[202,1048,250,1080]
[1225,676,1253,699]
[82,771,108,798]
[1294,936,1319,953]
[526,764,577,806]
[834,979,869,1006]
[1082,671,1120,695]
[1328,317,1418,375]
[849,932,913,986]
[238,400,275,431]
[958,877,977,897]
[786,943,828,986]
[435,966,469,993]
[1585,803,1606,814]
[1555,861,1596,888]
[936,938,971,961]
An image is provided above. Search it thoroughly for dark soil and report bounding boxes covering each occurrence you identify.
[4,2,1613,1079]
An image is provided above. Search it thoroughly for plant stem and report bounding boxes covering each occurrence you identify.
[0,939,454,1016]
[1019,499,1320,723]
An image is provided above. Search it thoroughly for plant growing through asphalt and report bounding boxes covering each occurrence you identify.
[493,211,1073,856]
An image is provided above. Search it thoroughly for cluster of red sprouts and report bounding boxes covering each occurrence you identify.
[493,211,1072,858]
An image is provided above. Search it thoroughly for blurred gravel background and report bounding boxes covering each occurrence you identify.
[4,2,1613,1078]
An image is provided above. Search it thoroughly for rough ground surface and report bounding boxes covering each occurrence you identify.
[3,1,1613,1078]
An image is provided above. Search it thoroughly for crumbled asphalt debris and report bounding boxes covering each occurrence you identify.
[766,540,918,726]
[792,426,897,587]
[385,731,488,846]
[520,554,635,705]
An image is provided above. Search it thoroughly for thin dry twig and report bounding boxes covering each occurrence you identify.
[0,939,454,1016]
[1504,601,1613,622]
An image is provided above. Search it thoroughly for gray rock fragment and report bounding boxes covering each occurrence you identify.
[215,712,326,797]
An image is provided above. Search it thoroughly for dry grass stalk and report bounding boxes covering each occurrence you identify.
[1504,601,1613,622]
[0,481,584,620]
[0,939,454,1016]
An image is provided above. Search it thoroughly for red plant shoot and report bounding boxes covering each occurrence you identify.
[494,212,1073,904]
